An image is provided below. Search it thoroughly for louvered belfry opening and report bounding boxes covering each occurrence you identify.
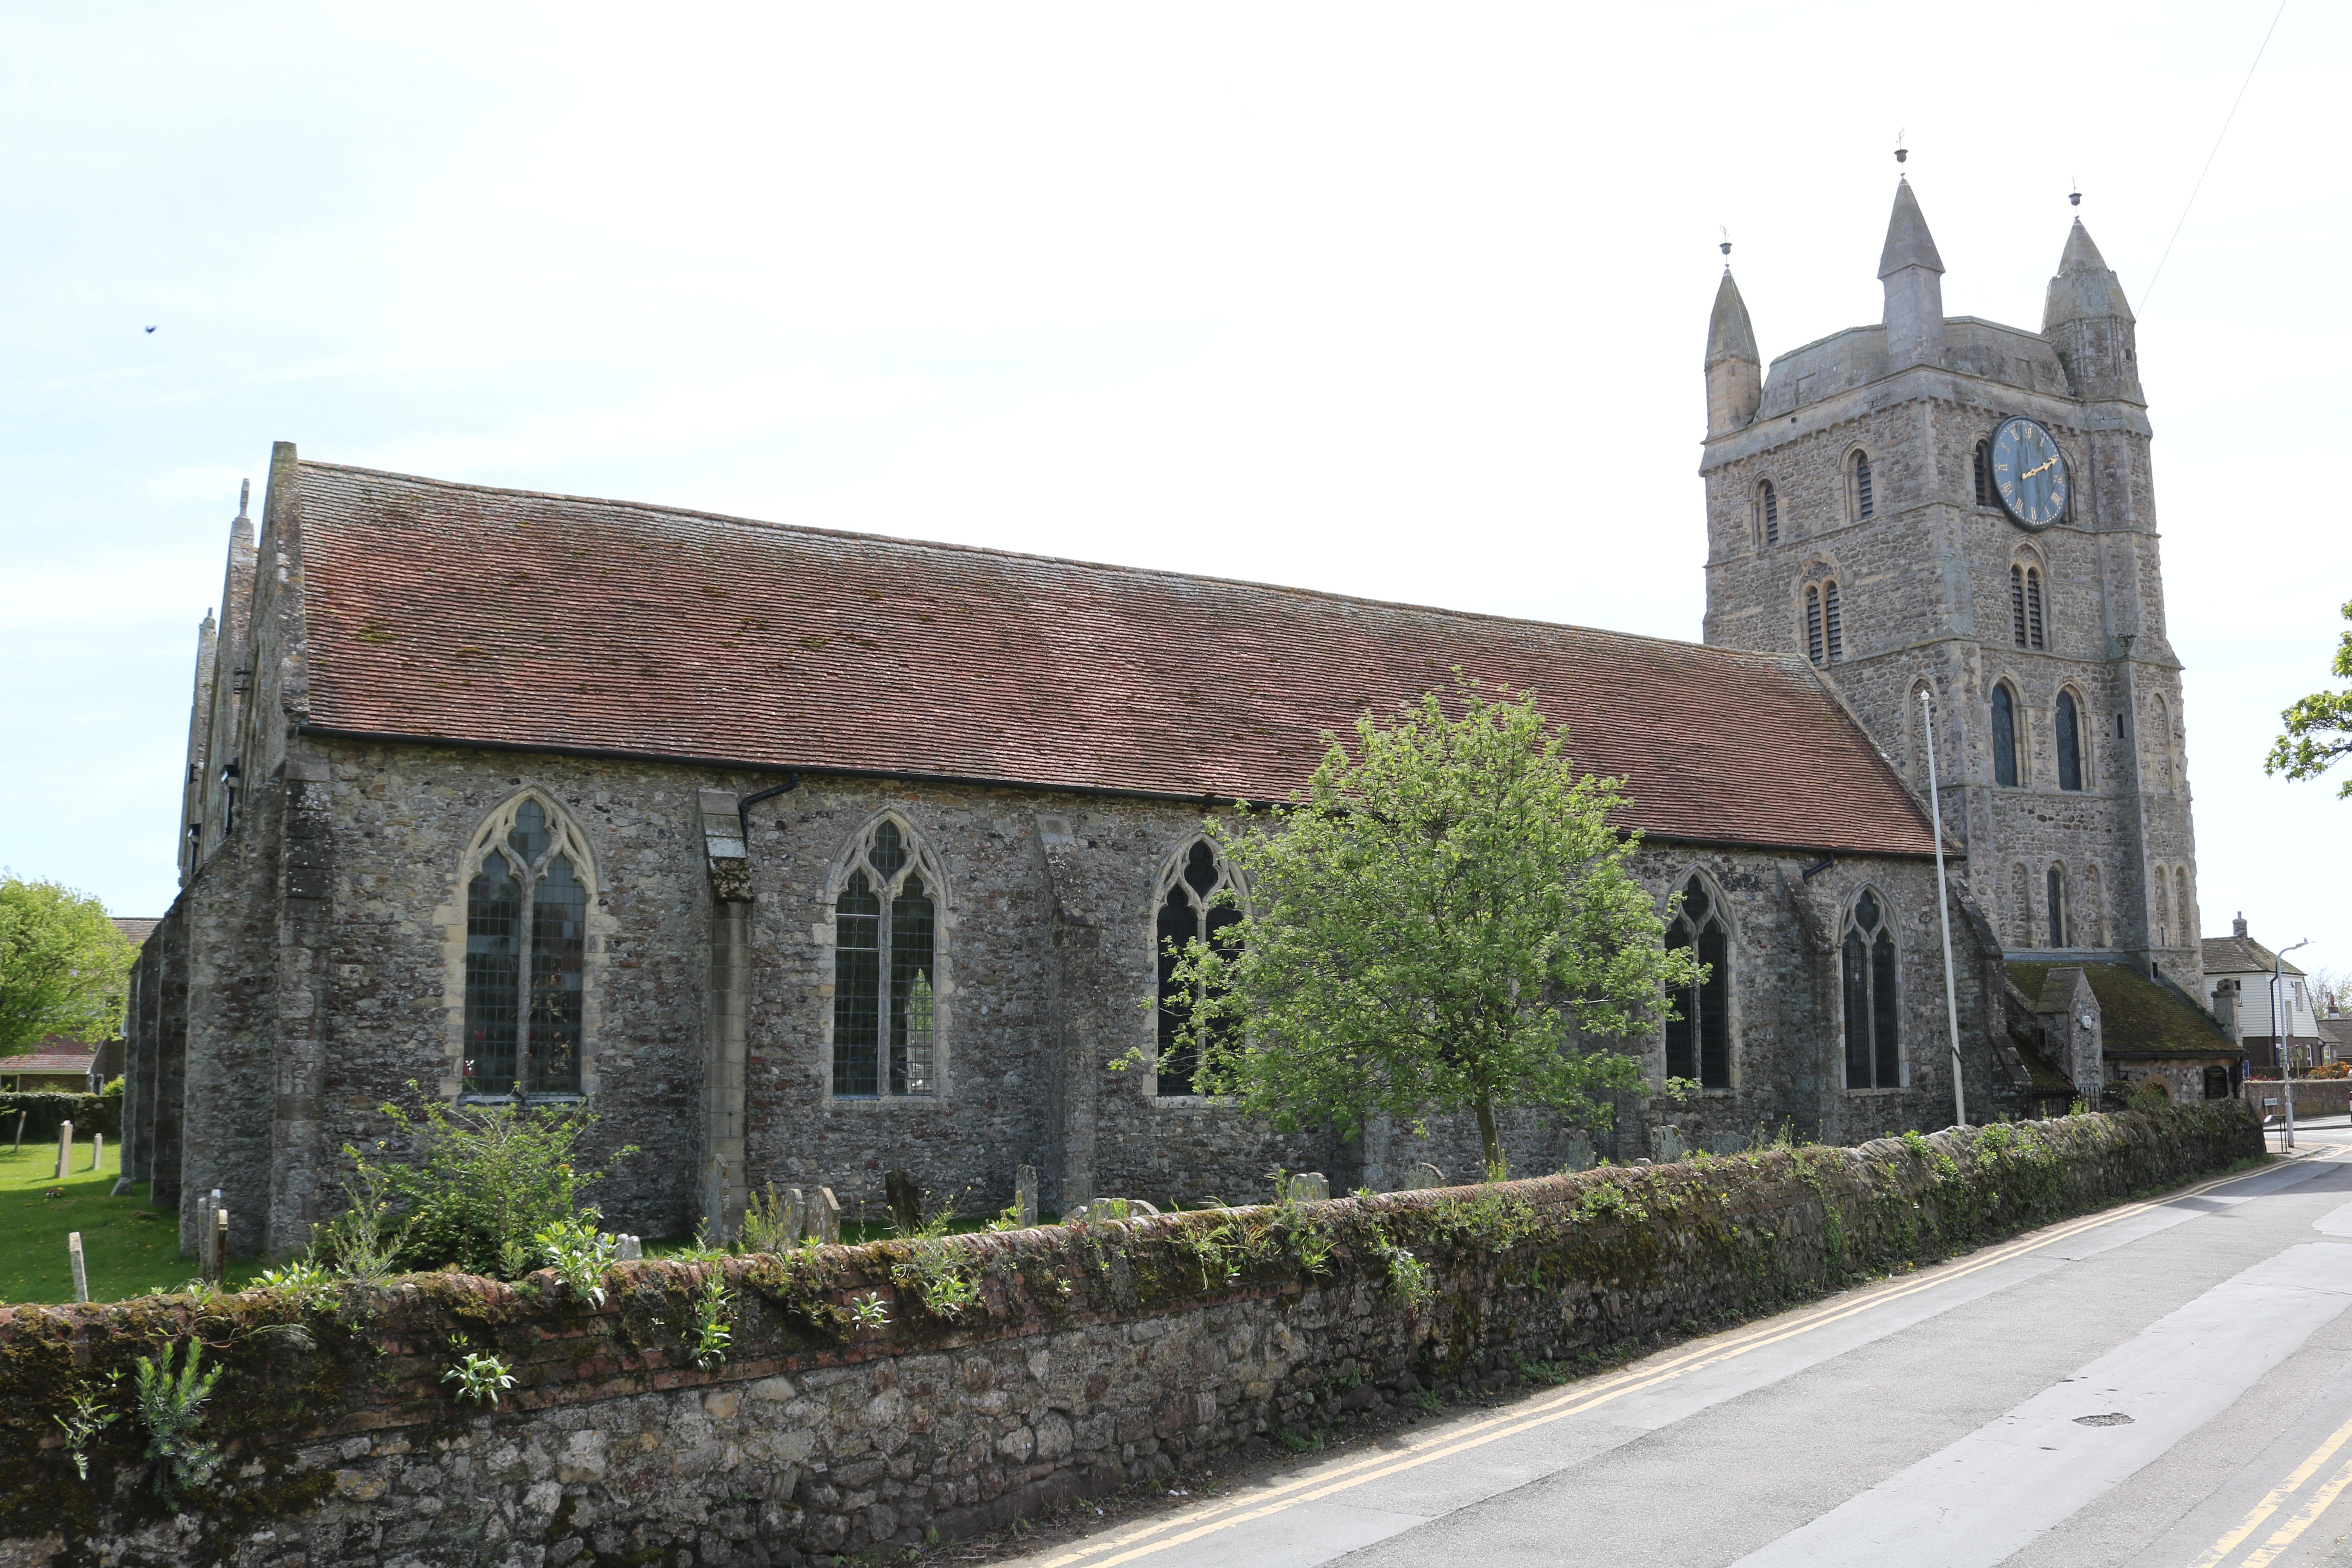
[2024,568,2045,649]
[1805,585,1825,665]
[1759,481,1779,547]
[1823,581,1843,662]
[1851,451,1874,520]
[1973,441,1992,506]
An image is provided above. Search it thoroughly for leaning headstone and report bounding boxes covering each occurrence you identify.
[884,1168,922,1234]
[812,1187,842,1243]
[1561,1131,1595,1172]
[613,1234,643,1261]
[1014,1164,1039,1229]
[1286,1172,1330,1203]
[782,1187,807,1244]
[1401,1163,1447,1191]
[1651,1126,1687,1165]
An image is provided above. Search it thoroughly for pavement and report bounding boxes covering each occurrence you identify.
[998,1129,2352,1568]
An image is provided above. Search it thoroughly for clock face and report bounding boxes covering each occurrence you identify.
[1989,416,2068,530]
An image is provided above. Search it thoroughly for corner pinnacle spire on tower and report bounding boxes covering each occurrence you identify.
[1703,268,1761,437]
[1878,177,1946,368]
[2043,216,2141,401]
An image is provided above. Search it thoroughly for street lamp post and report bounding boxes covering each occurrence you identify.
[2275,937,2310,1150]
[1919,689,1966,1129]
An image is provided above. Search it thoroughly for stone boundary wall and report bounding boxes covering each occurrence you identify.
[0,1103,2259,1568]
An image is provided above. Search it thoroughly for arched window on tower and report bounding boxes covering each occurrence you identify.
[2047,865,2069,948]
[2009,563,2047,650]
[1973,441,1993,506]
[1155,840,1243,1096]
[1991,684,2020,787]
[1841,891,1900,1089]
[1662,877,1731,1091]
[833,818,940,1098]
[462,796,592,1098]
[1755,480,1779,548]
[1849,450,1875,521]
[1804,579,1844,666]
[2055,690,2083,791]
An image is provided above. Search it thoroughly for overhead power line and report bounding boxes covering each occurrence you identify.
[2139,0,2290,314]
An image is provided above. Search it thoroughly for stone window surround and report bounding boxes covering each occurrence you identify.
[1984,668,2109,794]
[1842,442,1877,525]
[1660,866,1739,1096]
[436,787,610,1105]
[1795,556,1844,667]
[820,809,955,1105]
[1837,886,1907,1092]
[1149,835,1250,1105]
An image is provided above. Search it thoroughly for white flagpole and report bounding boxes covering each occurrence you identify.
[1921,689,1967,1128]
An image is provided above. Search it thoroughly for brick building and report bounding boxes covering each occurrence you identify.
[123,178,2219,1259]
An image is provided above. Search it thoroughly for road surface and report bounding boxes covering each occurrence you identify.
[1002,1129,2352,1568]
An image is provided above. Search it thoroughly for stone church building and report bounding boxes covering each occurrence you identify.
[121,179,2233,1259]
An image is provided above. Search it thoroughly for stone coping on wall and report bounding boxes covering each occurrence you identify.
[0,1102,2261,1567]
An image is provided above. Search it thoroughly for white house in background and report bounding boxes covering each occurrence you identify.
[2203,915,2321,1072]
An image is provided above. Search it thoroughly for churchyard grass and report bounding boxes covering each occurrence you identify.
[0,1140,260,1304]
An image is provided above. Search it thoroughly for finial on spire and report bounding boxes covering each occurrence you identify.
[237,478,250,517]
[2069,178,2081,208]
[1719,225,1732,258]
[1894,128,1907,166]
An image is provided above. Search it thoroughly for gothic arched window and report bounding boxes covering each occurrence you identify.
[1804,579,1843,666]
[1973,441,1992,507]
[1757,480,1779,548]
[1991,684,2020,787]
[833,818,940,1098]
[2009,559,2047,651]
[463,796,593,1097]
[2047,865,2069,948]
[1663,876,1731,1090]
[1842,891,1900,1089]
[1155,840,1243,1095]
[1849,450,1875,521]
[2055,690,2083,791]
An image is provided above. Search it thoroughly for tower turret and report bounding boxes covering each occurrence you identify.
[1878,178,1947,368]
[1704,268,1762,437]
[2043,218,2142,402]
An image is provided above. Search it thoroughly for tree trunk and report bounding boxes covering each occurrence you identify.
[1474,1094,1504,1181]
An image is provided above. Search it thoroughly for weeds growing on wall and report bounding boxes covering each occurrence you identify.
[134,1340,224,1505]
[53,1373,120,1482]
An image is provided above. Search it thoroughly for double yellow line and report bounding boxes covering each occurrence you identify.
[2191,1408,2352,1566]
[1032,1155,2332,1568]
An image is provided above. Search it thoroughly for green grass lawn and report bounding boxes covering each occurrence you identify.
[0,1138,262,1305]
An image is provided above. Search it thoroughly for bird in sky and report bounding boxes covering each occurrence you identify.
[143,325,156,334]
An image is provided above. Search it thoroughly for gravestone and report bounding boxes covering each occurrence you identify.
[1651,1126,1688,1165]
[1014,1165,1038,1229]
[1561,1131,1595,1172]
[1285,1172,1330,1203]
[1400,1163,1447,1191]
[884,1168,922,1234]
[613,1234,643,1261]
[1065,1197,1160,1224]
[781,1187,807,1245]
[812,1187,842,1243]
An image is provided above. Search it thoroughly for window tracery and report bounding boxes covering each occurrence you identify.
[832,818,941,1098]
[462,795,593,1097]
[1842,891,1900,1089]
[1154,840,1243,1096]
[1663,876,1731,1090]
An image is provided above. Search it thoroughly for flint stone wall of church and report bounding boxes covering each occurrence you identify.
[155,735,2004,1257]
[0,1104,2258,1568]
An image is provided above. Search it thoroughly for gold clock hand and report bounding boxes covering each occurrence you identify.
[2022,456,2058,480]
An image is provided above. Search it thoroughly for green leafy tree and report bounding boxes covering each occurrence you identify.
[2268,600,2352,797]
[1150,679,1702,1176]
[0,875,136,1057]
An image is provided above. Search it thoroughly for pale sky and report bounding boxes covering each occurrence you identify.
[2,2,2343,982]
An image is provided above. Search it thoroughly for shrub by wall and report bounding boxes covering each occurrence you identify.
[0,1103,2259,1568]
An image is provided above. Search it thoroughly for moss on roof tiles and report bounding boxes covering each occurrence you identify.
[2008,960,2232,1058]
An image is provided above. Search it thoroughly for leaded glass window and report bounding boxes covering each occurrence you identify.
[832,819,940,1098]
[1155,840,1243,1096]
[1663,877,1731,1091]
[461,797,593,1096]
[2055,691,2083,791]
[1992,684,2019,787]
[1842,891,1900,1089]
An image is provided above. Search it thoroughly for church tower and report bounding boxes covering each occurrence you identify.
[1698,178,2201,989]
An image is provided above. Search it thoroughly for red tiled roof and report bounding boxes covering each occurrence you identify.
[8,1041,97,1077]
[291,461,1943,858]
[111,917,158,946]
